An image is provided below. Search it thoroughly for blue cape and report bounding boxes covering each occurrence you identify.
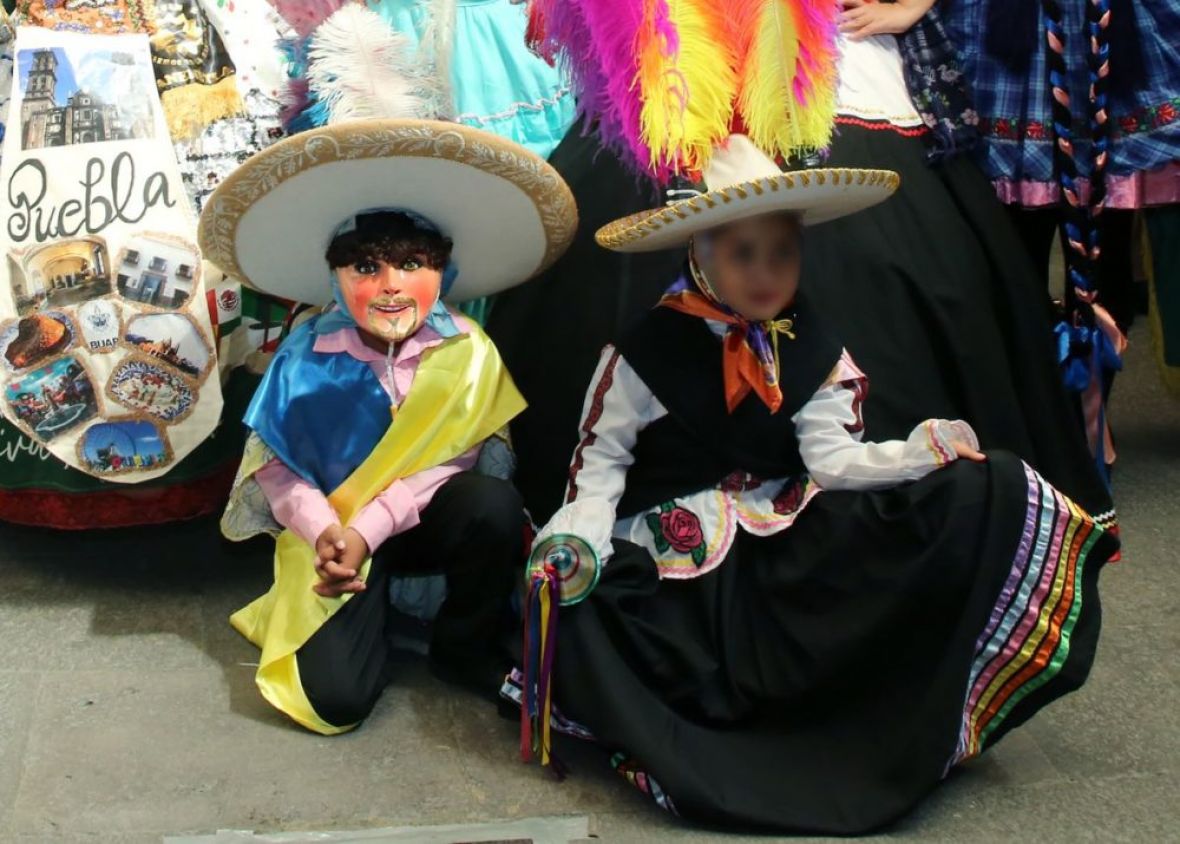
[243,316,391,495]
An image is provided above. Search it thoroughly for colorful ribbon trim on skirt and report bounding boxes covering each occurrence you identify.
[950,462,1105,766]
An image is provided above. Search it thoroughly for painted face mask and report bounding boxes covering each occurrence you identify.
[335,257,442,343]
[318,208,461,342]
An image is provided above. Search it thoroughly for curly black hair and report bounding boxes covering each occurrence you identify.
[325,211,453,271]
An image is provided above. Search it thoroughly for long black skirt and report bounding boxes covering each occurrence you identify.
[548,454,1113,833]
[802,124,1112,518]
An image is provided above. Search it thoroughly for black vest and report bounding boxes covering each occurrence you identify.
[614,299,841,518]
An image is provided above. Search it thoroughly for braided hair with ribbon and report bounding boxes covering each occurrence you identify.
[1042,0,1123,484]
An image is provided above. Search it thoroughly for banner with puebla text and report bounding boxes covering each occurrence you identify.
[0,26,222,483]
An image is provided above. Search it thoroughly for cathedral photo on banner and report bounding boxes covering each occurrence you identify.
[18,46,155,151]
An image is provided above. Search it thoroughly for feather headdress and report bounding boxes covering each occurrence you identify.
[527,1,625,166]
[526,0,839,182]
[739,0,838,156]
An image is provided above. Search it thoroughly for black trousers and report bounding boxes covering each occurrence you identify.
[296,472,524,727]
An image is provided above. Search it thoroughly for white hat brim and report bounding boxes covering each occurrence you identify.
[198,119,577,305]
[596,168,899,253]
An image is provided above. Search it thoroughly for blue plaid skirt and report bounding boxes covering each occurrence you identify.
[944,0,1180,192]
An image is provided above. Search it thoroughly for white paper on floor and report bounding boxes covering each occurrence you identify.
[163,814,592,844]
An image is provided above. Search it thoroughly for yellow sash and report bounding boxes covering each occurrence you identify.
[229,326,525,734]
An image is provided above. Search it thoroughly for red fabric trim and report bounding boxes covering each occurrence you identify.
[566,350,621,504]
[0,462,238,530]
[1106,524,1122,563]
[980,98,1180,142]
[838,377,869,435]
[835,116,929,137]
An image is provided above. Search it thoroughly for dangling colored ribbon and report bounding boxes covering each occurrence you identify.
[1053,314,1124,483]
[520,563,564,776]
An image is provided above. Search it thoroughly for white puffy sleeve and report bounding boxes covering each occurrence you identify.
[792,349,980,491]
[533,345,667,562]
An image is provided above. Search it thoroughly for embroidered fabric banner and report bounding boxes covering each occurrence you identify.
[147,0,242,139]
[0,26,222,483]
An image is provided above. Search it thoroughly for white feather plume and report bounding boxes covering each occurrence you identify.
[416,0,458,119]
[307,4,429,123]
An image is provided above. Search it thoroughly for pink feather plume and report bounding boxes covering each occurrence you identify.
[268,0,350,39]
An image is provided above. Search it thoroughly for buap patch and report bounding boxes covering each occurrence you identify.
[76,298,121,353]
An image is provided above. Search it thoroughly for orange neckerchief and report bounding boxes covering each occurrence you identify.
[659,249,796,414]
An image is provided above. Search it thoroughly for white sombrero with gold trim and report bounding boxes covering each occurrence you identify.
[198,119,578,305]
[596,135,900,253]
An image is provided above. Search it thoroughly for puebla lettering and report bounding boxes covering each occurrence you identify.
[0,426,51,463]
[7,153,176,244]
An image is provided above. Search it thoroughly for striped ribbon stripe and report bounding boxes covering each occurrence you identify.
[611,752,678,816]
[951,462,1103,765]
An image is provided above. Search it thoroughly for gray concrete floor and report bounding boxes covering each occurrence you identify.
[0,330,1177,844]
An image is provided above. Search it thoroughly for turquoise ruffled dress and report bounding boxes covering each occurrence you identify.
[368,0,575,161]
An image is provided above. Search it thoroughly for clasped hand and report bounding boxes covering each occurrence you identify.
[313,524,370,598]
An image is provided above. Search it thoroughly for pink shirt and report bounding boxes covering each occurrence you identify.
[255,321,479,553]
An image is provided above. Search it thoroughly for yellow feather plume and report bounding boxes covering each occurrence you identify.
[738,0,803,160]
[786,0,837,153]
[636,0,682,175]
[670,0,740,173]
[638,0,740,175]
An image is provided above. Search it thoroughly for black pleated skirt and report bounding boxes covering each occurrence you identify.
[550,454,1113,833]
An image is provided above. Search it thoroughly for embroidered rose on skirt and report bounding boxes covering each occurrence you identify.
[719,470,763,493]
[773,478,808,516]
[647,502,707,566]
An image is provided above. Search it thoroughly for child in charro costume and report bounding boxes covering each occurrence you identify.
[197,117,575,734]
[511,134,1118,833]
[504,5,1117,831]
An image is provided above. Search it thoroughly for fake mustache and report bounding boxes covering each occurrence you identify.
[369,297,418,318]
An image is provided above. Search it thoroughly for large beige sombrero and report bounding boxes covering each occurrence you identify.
[596,135,900,253]
[198,119,578,305]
